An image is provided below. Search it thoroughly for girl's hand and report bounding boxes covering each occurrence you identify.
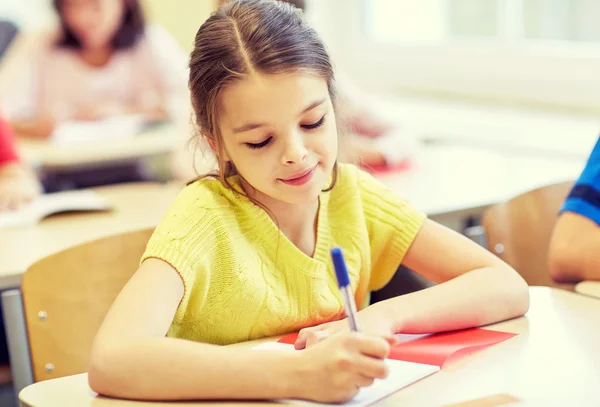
[12,117,56,139]
[293,332,390,403]
[295,304,398,350]
[75,104,125,121]
[0,163,42,211]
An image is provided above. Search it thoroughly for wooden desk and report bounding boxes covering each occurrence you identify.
[17,139,583,221]
[575,281,600,299]
[18,287,600,407]
[0,182,181,291]
[17,125,181,170]
[379,145,584,219]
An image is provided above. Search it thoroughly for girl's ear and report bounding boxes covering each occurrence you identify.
[206,137,230,162]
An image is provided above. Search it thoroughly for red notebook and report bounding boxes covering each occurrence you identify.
[360,159,412,175]
[278,328,516,369]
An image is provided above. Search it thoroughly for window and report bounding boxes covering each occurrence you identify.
[366,0,600,44]
[367,0,501,43]
[308,0,600,111]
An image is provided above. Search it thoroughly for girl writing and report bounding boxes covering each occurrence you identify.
[89,0,529,403]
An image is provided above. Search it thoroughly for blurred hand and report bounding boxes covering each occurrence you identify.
[340,135,387,167]
[12,117,56,139]
[293,332,390,403]
[0,163,42,211]
[75,104,126,121]
[295,304,398,350]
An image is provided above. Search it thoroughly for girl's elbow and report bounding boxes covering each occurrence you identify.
[500,265,530,317]
[513,279,530,317]
[88,364,111,397]
[88,357,112,396]
[88,347,127,398]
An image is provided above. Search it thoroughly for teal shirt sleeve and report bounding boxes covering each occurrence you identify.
[561,137,600,226]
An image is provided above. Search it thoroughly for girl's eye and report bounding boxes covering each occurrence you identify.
[246,137,272,149]
[301,115,325,130]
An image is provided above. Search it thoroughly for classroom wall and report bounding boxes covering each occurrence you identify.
[141,0,215,52]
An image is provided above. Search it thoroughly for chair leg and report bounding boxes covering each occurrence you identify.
[1,290,34,401]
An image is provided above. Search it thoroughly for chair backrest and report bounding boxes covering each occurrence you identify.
[481,180,575,290]
[21,227,154,382]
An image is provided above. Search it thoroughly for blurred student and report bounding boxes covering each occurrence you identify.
[0,116,41,384]
[0,116,40,210]
[0,0,189,139]
[549,137,600,283]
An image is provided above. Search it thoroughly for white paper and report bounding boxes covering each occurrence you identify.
[0,190,111,229]
[51,115,147,146]
[253,342,439,407]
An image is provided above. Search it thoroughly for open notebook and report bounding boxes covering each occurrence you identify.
[263,328,517,406]
[0,190,111,229]
[253,341,439,407]
[50,115,147,146]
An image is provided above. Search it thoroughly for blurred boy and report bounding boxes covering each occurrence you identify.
[549,137,600,283]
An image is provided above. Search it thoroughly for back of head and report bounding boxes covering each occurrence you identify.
[217,0,306,12]
[189,0,334,180]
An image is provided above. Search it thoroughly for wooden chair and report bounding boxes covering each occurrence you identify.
[20,227,154,382]
[478,180,575,290]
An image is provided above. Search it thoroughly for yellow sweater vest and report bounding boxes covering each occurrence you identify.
[141,163,425,345]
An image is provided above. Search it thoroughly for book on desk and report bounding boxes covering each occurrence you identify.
[50,115,154,146]
[0,189,111,229]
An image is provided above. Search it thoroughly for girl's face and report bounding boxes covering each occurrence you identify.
[217,72,338,207]
[60,0,125,49]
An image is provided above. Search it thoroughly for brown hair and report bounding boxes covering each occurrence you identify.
[189,0,338,192]
[217,0,305,11]
[53,0,145,50]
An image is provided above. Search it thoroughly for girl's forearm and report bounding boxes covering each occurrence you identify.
[376,267,529,334]
[89,337,301,401]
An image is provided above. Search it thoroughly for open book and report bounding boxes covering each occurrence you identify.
[50,115,148,146]
[0,190,111,229]
[253,341,439,407]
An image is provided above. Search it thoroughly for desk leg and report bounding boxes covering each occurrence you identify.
[1,289,33,401]
[464,225,488,248]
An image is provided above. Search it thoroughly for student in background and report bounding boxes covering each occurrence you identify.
[0,116,40,384]
[88,1,529,403]
[0,0,188,139]
[0,116,40,210]
[549,137,600,283]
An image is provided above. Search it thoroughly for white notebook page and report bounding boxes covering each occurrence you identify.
[253,341,439,407]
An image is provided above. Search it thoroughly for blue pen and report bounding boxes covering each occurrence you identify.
[331,247,361,332]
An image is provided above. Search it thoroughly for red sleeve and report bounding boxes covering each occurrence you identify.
[0,118,19,165]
